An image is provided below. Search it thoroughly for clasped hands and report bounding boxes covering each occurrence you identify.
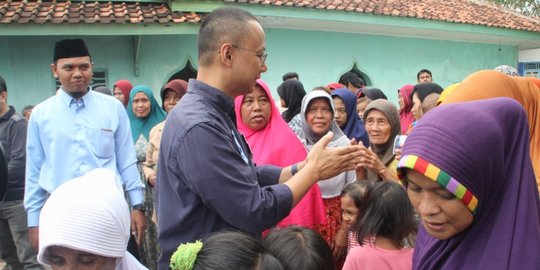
[306,132,383,181]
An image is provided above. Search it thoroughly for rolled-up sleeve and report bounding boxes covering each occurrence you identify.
[177,123,293,233]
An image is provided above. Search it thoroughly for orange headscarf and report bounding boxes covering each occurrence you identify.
[441,70,540,191]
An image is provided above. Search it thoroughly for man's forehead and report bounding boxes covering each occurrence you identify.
[56,56,92,65]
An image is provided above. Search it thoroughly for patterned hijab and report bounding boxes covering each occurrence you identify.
[362,99,400,181]
[397,98,540,269]
[331,88,369,146]
[441,70,540,193]
[277,80,306,123]
[398,84,415,134]
[113,80,133,107]
[127,85,166,142]
[297,90,346,149]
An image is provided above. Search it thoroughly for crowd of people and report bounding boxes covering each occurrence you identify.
[0,6,539,270]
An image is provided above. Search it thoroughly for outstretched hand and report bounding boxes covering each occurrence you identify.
[306,132,363,181]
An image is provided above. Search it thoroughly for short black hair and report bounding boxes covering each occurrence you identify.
[339,72,364,88]
[354,181,417,247]
[341,181,373,209]
[0,75,6,93]
[22,105,34,113]
[197,8,259,66]
[416,69,432,80]
[282,72,299,81]
[264,226,334,270]
[411,82,444,103]
[194,231,283,270]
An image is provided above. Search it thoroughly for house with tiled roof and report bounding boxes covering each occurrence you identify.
[1,0,540,110]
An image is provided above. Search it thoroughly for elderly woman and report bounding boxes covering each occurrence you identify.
[298,90,356,265]
[358,99,400,182]
[397,98,540,269]
[234,79,326,231]
[37,169,148,270]
[127,85,166,269]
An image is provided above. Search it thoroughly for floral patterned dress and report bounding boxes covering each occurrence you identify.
[134,134,159,270]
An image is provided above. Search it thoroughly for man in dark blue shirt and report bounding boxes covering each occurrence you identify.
[156,8,363,269]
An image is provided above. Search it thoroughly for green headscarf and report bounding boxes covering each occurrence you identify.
[127,85,166,142]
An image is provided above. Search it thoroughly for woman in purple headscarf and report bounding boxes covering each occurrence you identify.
[397,98,540,269]
[331,88,369,147]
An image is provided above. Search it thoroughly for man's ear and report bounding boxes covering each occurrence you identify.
[50,63,58,79]
[219,43,234,67]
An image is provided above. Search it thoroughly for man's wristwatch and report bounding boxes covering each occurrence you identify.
[132,204,146,212]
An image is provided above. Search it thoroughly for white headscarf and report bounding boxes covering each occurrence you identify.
[297,90,347,149]
[37,168,148,270]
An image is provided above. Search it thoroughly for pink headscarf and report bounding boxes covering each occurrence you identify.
[235,79,326,229]
[398,84,415,134]
[114,80,133,107]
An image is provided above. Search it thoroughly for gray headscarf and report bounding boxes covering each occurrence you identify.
[363,99,400,181]
[297,90,346,149]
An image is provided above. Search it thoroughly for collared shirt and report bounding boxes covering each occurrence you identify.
[25,88,144,227]
[156,79,293,269]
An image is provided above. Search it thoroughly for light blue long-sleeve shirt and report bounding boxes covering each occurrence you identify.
[25,88,145,227]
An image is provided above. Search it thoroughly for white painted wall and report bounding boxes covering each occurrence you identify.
[519,48,540,62]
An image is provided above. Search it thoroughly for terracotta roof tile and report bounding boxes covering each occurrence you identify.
[0,0,202,24]
[0,0,538,33]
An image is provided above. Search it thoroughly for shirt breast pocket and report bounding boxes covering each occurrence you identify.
[87,128,114,158]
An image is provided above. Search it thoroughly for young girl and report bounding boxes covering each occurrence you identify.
[341,181,372,253]
[264,226,334,270]
[343,181,417,270]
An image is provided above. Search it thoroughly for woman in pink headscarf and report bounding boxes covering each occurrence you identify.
[113,80,133,107]
[235,79,326,230]
[397,84,414,134]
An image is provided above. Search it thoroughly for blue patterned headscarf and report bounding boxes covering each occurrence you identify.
[127,85,166,142]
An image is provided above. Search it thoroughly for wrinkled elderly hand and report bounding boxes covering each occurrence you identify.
[359,147,386,174]
[306,132,363,181]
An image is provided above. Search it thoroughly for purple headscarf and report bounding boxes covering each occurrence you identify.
[397,98,540,269]
[331,88,369,147]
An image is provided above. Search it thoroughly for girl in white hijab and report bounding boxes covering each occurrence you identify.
[37,168,148,270]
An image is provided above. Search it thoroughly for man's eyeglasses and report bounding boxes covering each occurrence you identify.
[232,45,268,65]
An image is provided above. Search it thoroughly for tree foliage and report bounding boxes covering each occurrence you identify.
[488,0,540,17]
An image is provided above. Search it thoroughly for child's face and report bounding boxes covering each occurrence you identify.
[341,195,359,228]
